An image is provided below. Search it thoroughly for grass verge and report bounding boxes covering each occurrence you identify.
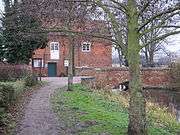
[51,84,180,135]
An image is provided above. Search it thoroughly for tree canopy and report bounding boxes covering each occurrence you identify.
[1,0,47,64]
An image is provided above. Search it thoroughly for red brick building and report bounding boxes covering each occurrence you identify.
[32,32,112,77]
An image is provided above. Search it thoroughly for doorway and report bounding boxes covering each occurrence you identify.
[48,63,57,77]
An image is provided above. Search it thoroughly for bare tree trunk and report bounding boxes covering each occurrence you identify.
[144,47,149,67]
[127,0,147,134]
[149,50,154,67]
[128,50,147,135]
[117,48,122,67]
[67,36,74,91]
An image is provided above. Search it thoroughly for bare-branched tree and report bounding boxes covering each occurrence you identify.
[92,0,180,134]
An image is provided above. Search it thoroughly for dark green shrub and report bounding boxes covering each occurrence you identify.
[0,107,6,126]
[0,93,5,126]
[24,73,37,87]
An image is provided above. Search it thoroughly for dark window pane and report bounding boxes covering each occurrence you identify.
[55,44,58,50]
[51,44,54,50]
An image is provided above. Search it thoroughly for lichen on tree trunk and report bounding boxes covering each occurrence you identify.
[127,0,147,134]
[128,50,147,135]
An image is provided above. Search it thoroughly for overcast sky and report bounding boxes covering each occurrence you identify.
[166,35,180,52]
[0,0,180,53]
[0,0,3,12]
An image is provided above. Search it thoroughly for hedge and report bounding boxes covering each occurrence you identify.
[0,83,15,127]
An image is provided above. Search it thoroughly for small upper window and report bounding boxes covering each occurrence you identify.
[82,42,91,52]
[50,42,59,51]
[33,58,43,68]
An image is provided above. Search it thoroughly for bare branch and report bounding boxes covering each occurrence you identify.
[139,5,180,32]
[140,25,180,37]
[94,0,127,51]
[102,3,127,14]
[110,0,127,12]
[138,1,151,16]
[141,30,180,48]
[39,27,116,43]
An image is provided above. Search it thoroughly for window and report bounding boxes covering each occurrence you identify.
[50,42,60,59]
[33,59,43,68]
[82,42,91,52]
[50,42,59,51]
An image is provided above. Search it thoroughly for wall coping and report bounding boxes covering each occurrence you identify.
[75,67,170,71]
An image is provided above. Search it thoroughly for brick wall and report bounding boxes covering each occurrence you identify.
[32,34,112,77]
[76,67,171,88]
[75,41,112,68]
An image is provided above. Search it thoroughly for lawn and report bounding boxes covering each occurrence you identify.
[51,84,180,135]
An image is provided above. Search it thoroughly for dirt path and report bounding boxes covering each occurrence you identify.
[15,77,81,135]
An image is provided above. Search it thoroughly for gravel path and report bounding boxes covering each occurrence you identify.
[15,77,81,135]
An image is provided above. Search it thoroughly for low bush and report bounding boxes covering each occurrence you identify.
[0,108,6,126]
[23,73,37,87]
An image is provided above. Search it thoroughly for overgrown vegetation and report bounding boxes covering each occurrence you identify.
[0,74,38,134]
[0,64,31,81]
[23,73,38,87]
[51,84,180,135]
[169,63,180,89]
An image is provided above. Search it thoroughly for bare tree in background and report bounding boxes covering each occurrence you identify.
[140,1,179,67]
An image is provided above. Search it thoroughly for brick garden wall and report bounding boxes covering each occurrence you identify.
[76,67,171,88]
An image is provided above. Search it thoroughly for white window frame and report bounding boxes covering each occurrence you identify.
[82,42,91,52]
[50,42,60,60]
[33,59,44,68]
[50,42,59,51]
